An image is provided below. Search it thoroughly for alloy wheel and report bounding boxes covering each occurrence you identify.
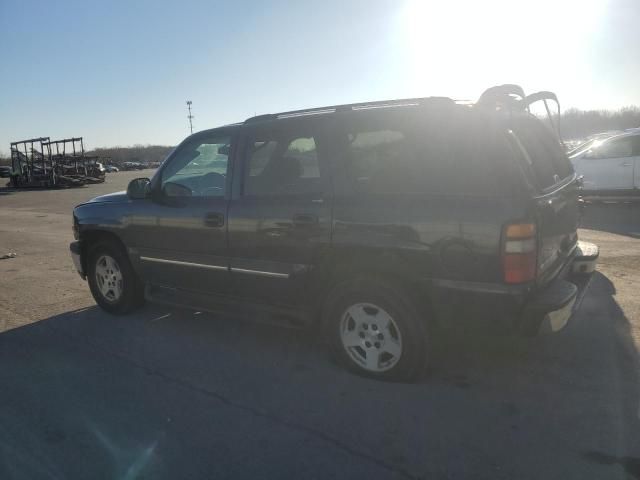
[339,302,403,372]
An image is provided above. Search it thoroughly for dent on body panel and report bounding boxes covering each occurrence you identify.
[407,195,511,281]
[332,195,420,249]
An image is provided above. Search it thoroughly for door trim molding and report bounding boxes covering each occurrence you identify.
[230,267,289,279]
[140,256,228,272]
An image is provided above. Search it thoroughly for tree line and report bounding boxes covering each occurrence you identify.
[559,106,640,140]
[2,106,640,165]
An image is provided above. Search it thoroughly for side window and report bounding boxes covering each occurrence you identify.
[594,137,633,159]
[341,112,510,196]
[345,129,410,193]
[243,126,323,196]
[633,136,640,156]
[161,136,230,197]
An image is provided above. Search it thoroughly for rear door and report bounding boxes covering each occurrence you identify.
[226,118,333,307]
[510,118,580,285]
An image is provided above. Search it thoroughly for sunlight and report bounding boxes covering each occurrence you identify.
[396,0,609,99]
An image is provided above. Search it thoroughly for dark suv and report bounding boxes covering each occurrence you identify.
[70,85,598,381]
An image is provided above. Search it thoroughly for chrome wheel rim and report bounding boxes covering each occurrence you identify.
[339,302,403,372]
[94,255,123,303]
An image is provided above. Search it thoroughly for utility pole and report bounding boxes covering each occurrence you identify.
[186,100,194,134]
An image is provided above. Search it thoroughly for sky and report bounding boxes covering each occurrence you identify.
[1,0,639,153]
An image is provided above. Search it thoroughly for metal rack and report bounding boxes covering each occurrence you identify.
[7,136,106,187]
[9,137,52,187]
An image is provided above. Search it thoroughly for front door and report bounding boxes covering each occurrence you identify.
[127,131,233,294]
[226,118,333,307]
[578,135,635,191]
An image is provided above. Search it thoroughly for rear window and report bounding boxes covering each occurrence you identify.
[511,117,573,190]
[340,110,514,196]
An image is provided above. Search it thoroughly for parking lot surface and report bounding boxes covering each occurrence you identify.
[0,173,639,479]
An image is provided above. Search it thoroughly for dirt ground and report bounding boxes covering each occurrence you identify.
[0,173,639,479]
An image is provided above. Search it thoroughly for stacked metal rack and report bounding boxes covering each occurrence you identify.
[8,136,106,188]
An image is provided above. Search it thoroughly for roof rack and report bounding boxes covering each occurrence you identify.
[244,96,458,124]
[244,86,564,144]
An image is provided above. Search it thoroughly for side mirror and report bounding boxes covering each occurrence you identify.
[127,178,151,199]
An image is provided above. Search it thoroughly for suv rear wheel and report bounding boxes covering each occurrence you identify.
[323,278,429,382]
[87,240,144,314]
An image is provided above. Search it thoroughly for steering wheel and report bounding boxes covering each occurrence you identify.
[163,181,193,197]
[198,171,225,196]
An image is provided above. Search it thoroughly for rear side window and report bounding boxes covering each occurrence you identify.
[340,110,513,196]
[243,123,324,196]
[512,117,573,190]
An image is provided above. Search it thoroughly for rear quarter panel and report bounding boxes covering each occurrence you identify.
[329,193,526,284]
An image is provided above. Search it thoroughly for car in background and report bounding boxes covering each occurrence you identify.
[0,166,12,178]
[569,131,640,194]
[104,165,119,172]
[122,162,146,171]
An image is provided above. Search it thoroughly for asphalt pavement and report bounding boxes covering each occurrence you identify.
[0,173,638,479]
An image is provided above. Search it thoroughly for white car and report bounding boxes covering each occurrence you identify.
[569,132,640,193]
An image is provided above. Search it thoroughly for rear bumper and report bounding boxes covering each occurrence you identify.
[70,241,85,280]
[521,279,577,334]
[522,240,599,335]
[430,241,599,335]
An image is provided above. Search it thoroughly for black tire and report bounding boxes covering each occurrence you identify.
[322,277,429,382]
[87,240,144,314]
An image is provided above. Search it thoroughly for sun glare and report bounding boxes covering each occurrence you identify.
[397,0,609,99]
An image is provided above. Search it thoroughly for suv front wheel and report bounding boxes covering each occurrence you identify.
[87,240,144,314]
[324,278,429,382]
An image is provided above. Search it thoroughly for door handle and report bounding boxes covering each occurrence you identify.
[292,213,318,226]
[621,162,632,167]
[204,212,224,228]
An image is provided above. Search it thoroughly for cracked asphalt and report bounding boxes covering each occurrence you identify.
[0,172,639,479]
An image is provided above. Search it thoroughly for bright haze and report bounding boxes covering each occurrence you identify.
[1,0,638,153]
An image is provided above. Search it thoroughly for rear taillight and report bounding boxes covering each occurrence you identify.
[502,222,537,284]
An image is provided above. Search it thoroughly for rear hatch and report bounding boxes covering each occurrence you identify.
[509,116,580,285]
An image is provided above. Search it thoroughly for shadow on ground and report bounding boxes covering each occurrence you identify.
[0,272,638,479]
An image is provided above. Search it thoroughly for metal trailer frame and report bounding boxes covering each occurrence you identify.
[9,137,51,187]
[42,137,88,187]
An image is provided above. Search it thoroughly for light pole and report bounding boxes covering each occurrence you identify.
[186,100,194,134]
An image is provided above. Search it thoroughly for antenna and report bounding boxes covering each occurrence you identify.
[186,100,194,134]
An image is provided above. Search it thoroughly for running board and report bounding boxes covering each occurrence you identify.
[145,284,312,328]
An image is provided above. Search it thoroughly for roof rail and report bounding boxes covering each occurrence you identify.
[244,96,458,124]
